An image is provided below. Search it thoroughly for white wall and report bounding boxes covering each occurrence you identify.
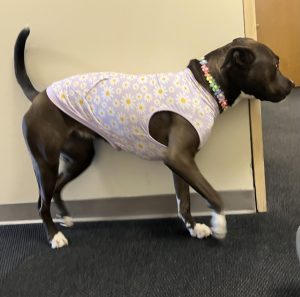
[0,0,253,204]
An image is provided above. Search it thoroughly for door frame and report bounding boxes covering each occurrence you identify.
[243,0,266,212]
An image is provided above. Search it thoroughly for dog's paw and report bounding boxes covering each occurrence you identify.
[51,231,69,249]
[189,223,212,239]
[211,212,227,240]
[58,216,74,228]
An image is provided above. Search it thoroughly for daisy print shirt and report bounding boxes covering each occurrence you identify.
[46,68,219,160]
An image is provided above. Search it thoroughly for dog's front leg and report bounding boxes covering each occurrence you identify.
[173,172,211,239]
[164,116,227,239]
[167,155,227,239]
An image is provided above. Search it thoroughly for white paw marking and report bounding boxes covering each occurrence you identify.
[211,212,227,239]
[59,216,74,227]
[51,231,69,249]
[176,196,211,239]
[176,196,186,223]
[189,223,212,239]
[176,196,181,214]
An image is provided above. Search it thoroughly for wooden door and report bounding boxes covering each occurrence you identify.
[255,0,300,85]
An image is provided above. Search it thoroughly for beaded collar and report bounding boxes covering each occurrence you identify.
[199,57,228,112]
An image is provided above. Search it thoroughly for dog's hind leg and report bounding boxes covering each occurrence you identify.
[35,157,68,248]
[53,132,95,227]
[173,172,211,239]
[27,148,68,248]
[22,100,69,248]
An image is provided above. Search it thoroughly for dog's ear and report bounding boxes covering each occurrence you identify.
[221,46,256,69]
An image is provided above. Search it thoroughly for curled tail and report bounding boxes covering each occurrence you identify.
[14,27,39,101]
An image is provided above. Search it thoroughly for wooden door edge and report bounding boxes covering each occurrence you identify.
[248,100,267,212]
[243,0,267,212]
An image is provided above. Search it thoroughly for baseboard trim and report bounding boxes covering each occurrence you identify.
[0,190,255,225]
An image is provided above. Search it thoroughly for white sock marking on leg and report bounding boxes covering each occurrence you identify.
[61,216,74,227]
[176,196,185,223]
[51,231,69,249]
[188,223,211,239]
[211,212,227,239]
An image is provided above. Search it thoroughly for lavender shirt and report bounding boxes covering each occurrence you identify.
[46,68,219,160]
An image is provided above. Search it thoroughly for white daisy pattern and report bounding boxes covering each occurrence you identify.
[138,76,148,84]
[141,85,148,93]
[122,94,135,111]
[144,93,152,102]
[110,77,119,85]
[113,99,120,108]
[122,81,130,90]
[47,69,220,160]
[132,126,143,135]
[169,86,175,93]
[154,86,167,98]
[182,84,190,93]
[80,82,87,90]
[118,113,127,124]
[177,93,189,109]
[159,74,169,84]
[136,93,143,101]
[102,86,114,100]
[130,114,138,123]
[63,80,71,87]
[167,97,174,105]
[108,107,115,116]
[137,102,146,114]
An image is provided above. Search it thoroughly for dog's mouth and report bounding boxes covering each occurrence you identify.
[245,91,291,103]
[261,94,289,103]
[247,79,295,103]
[260,84,295,103]
[267,93,289,102]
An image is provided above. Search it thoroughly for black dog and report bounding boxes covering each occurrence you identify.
[14,28,294,248]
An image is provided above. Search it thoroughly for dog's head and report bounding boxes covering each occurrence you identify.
[221,38,294,102]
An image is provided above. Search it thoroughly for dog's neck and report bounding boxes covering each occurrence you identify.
[188,49,241,108]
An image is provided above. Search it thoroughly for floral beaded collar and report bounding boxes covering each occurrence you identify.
[199,57,228,112]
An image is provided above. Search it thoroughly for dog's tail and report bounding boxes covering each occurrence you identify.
[14,27,39,102]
